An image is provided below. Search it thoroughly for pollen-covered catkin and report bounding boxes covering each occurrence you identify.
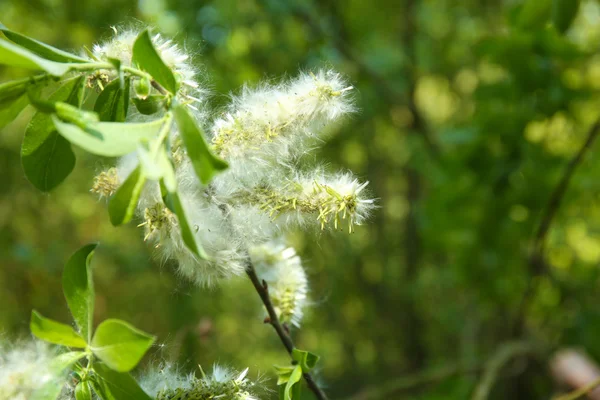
[250,242,308,327]
[140,363,261,400]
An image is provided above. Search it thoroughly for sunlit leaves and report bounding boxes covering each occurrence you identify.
[291,348,320,371]
[276,365,302,400]
[63,243,97,342]
[108,166,146,226]
[174,104,228,184]
[132,29,178,94]
[21,76,83,191]
[30,310,87,348]
[52,116,165,157]
[0,38,74,76]
[90,319,155,372]
[75,381,93,400]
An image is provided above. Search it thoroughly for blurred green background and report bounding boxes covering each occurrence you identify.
[4,0,600,398]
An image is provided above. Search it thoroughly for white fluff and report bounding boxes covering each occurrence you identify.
[0,339,70,400]
[90,29,374,290]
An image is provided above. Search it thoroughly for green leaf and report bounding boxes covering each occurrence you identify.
[30,310,87,348]
[283,365,302,400]
[52,116,165,157]
[0,91,28,129]
[164,188,208,259]
[132,95,163,115]
[108,166,146,226]
[173,104,228,184]
[0,24,88,63]
[30,351,87,400]
[75,381,92,400]
[90,363,152,400]
[132,29,178,94]
[63,243,97,343]
[94,78,130,122]
[91,319,155,372]
[0,38,74,76]
[0,77,36,128]
[552,0,580,33]
[291,348,320,371]
[21,77,83,191]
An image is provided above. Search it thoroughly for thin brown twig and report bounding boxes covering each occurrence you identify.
[217,203,328,400]
[245,259,329,400]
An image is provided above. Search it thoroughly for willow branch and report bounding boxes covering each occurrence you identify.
[245,259,329,400]
[216,203,328,400]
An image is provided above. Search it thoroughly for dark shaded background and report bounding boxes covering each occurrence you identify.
[2,0,600,398]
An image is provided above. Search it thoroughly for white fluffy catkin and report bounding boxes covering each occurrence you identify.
[90,28,374,288]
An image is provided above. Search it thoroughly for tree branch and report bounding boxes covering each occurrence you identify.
[245,259,329,400]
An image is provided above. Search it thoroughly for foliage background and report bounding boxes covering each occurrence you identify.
[3,0,600,398]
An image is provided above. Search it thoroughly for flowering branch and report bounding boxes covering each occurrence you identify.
[244,259,329,400]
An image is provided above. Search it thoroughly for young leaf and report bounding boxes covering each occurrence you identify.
[282,365,302,400]
[0,91,28,129]
[94,78,130,122]
[0,38,73,76]
[52,116,165,157]
[173,104,228,184]
[63,243,97,343]
[22,76,83,191]
[30,351,88,400]
[30,310,87,348]
[75,381,92,400]
[164,188,208,259]
[91,319,155,372]
[132,29,178,94]
[90,363,153,400]
[133,95,163,115]
[108,166,146,226]
[0,77,34,128]
[291,348,320,371]
[0,24,88,63]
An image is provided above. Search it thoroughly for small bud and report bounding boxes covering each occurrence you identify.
[134,77,152,100]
